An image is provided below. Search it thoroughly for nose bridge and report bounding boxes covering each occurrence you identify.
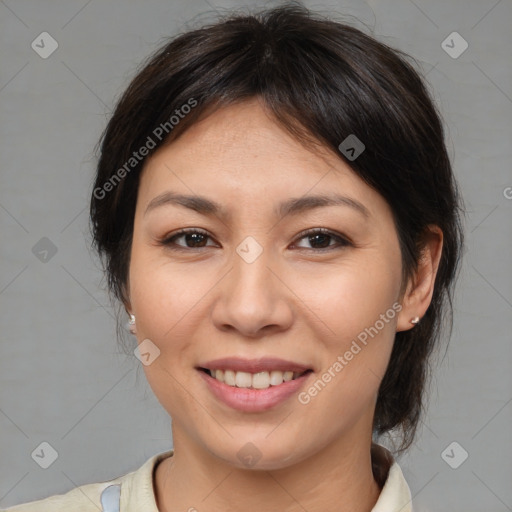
[230,235,276,305]
[212,235,292,336]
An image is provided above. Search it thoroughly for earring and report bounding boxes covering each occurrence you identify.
[410,316,420,325]
[128,314,136,334]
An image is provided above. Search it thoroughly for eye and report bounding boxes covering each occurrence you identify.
[158,227,352,252]
[159,228,217,250]
[292,228,352,251]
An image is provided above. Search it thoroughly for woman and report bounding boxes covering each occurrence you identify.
[5,3,464,511]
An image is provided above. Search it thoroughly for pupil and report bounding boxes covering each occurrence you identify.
[187,233,206,247]
[310,234,330,248]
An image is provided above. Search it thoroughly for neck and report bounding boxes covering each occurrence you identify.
[154,424,386,512]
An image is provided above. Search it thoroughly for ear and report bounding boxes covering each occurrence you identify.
[396,225,444,332]
[121,293,132,317]
[121,279,133,316]
[123,303,133,317]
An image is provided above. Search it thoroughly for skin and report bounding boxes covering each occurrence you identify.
[125,97,443,512]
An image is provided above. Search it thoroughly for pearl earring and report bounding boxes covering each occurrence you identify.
[128,314,136,334]
[410,316,420,325]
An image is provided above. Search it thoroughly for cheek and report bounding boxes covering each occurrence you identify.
[294,250,400,341]
[293,253,400,413]
[128,245,210,340]
[128,248,209,415]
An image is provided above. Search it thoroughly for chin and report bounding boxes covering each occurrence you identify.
[206,438,305,471]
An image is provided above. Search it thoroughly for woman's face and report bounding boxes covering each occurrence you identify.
[128,98,407,469]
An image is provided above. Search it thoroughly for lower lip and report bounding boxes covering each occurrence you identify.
[197,369,313,412]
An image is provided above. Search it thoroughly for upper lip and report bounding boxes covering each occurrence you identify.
[197,357,313,374]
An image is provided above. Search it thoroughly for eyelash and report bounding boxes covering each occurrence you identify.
[158,227,352,252]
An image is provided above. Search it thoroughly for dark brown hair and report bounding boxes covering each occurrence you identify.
[90,2,465,453]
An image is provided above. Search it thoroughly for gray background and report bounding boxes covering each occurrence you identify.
[1,0,511,510]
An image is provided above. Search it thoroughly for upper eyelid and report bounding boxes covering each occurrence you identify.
[294,227,348,240]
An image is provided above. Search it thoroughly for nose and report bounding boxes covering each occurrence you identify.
[211,244,294,338]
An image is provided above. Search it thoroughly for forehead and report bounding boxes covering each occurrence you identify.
[138,99,388,221]
[147,99,325,171]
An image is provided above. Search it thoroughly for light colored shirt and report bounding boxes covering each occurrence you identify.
[2,444,413,511]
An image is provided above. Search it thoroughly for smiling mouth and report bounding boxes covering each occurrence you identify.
[198,367,313,390]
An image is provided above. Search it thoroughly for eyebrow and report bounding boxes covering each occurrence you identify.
[144,191,370,220]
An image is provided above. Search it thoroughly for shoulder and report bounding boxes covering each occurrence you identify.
[1,450,174,512]
[2,479,123,512]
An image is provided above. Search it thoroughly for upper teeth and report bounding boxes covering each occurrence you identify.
[208,369,305,389]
